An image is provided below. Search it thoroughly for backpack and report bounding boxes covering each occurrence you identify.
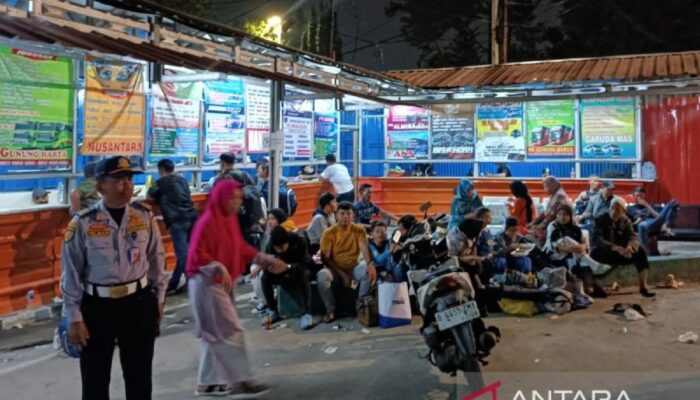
[278,180,298,217]
[239,184,265,230]
[219,169,265,230]
[536,288,573,315]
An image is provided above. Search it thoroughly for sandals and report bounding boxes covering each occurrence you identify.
[323,312,335,323]
[194,385,231,397]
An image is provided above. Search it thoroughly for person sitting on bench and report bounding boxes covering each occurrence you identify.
[627,186,679,256]
[317,201,377,323]
[254,226,315,330]
[591,198,656,298]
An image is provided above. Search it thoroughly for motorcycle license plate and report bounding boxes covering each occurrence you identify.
[435,301,480,331]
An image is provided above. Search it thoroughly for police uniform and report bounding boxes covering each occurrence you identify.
[61,156,166,400]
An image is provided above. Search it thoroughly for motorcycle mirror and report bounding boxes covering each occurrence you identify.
[419,201,432,213]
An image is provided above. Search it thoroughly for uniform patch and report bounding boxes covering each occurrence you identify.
[64,219,79,242]
[126,214,148,233]
[87,223,112,237]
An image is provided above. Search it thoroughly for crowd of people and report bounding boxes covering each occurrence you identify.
[61,153,679,398]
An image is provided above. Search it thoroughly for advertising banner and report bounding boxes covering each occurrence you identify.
[431,103,475,160]
[149,74,202,158]
[580,97,637,159]
[313,112,338,159]
[475,102,525,161]
[245,83,271,153]
[386,105,430,160]
[84,55,145,155]
[386,131,430,160]
[387,105,429,131]
[0,45,74,166]
[203,79,246,157]
[283,109,313,158]
[525,99,576,158]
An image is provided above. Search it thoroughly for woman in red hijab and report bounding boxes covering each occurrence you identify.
[186,179,284,397]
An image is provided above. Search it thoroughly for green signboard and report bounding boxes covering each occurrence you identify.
[525,99,576,158]
[0,45,74,166]
[580,97,637,159]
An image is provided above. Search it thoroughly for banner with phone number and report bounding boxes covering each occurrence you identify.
[0,45,74,166]
[580,97,637,159]
[84,55,145,156]
[386,105,429,160]
[475,102,525,162]
[203,79,246,157]
[149,70,202,158]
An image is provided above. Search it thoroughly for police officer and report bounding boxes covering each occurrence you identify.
[61,156,167,400]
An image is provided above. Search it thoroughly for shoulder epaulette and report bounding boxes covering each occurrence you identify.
[132,201,153,212]
[75,207,94,218]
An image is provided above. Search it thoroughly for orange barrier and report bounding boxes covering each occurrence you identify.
[0,177,653,315]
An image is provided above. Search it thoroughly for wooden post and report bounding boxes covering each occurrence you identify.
[500,0,508,64]
[490,0,500,65]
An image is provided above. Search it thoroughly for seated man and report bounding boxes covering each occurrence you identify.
[575,180,616,227]
[317,201,378,323]
[447,218,488,315]
[368,221,402,282]
[255,227,314,330]
[354,184,398,227]
[493,217,533,275]
[591,198,656,298]
[306,192,337,255]
[574,175,601,216]
[627,186,679,255]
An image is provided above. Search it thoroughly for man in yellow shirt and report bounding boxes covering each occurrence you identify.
[318,201,377,323]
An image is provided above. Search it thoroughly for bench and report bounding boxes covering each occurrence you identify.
[659,205,700,242]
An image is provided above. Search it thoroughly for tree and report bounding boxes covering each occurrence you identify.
[242,2,342,60]
[243,19,278,43]
[388,0,700,68]
[550,0,700,59]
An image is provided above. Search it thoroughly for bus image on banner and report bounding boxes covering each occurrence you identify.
[525,99,576,158]
[431,103,476,160]
[580,97,637,159]
[387,131,429,160]
[0,45,74,166]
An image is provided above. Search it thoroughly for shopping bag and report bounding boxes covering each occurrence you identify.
[378,282,412,328]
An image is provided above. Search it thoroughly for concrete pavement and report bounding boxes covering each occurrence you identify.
[1,285,699,400]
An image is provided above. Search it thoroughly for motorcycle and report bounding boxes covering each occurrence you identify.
[396,204,500,392]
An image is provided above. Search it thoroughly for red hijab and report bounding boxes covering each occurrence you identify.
[186,179,258,279]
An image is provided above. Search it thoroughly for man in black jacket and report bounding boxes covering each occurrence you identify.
[148,159,198,294]
[253,226,315,330]
[591,197,655,298]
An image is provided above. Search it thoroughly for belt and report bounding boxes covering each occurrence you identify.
[85,275,148,299]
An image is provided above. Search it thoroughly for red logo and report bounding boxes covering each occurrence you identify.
[12,48,57,61]
[463,381,502,400]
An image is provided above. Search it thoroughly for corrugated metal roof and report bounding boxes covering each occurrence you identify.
[386,51,700,89]
[0,2,415,99]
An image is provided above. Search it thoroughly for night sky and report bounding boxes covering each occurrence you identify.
[208,0,420,71]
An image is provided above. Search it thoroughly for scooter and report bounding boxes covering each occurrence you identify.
[408,259,500,392]
[396,204,499,392]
